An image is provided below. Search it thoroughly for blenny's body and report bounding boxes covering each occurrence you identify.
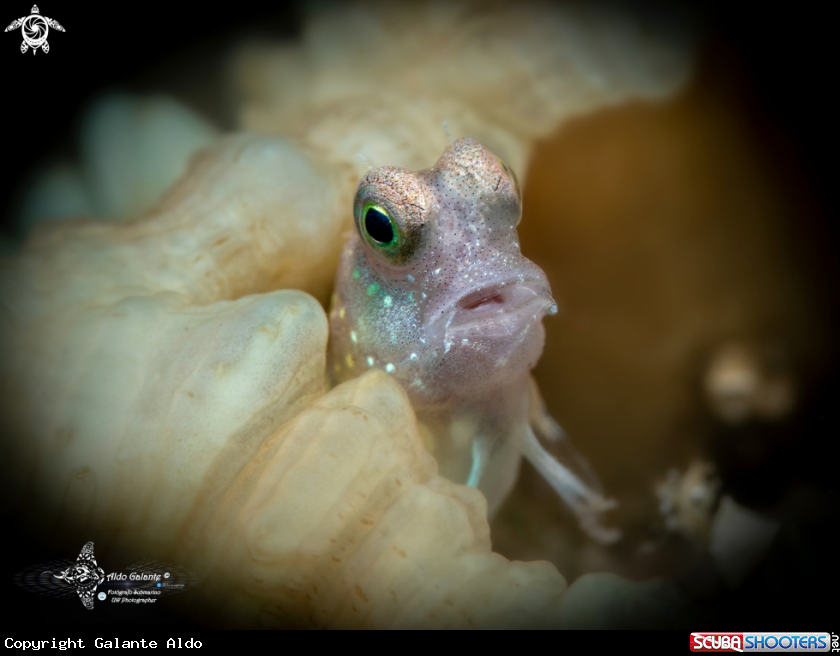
[329,138,617,542]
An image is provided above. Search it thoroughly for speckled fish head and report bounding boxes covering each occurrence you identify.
[330,137,557,403]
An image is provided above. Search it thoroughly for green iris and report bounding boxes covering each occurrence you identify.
[360,203,400,250]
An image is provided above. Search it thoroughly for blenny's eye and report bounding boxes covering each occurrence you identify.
[354,167,425,265]
[358,201,407,257]
[363,204,397,246]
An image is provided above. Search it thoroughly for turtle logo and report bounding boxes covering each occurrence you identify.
[5,5,64,55]
[52,542,106,609]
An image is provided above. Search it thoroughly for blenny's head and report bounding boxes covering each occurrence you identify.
[330,137,556,402]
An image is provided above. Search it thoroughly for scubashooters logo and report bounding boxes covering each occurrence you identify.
[690,632,834,652]
[4,5,65,54]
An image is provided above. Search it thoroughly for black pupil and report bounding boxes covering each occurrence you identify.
[364,207,395,245]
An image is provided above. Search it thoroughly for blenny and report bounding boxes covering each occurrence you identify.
[330,137,618,542]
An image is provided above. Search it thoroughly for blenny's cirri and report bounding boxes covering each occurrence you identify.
[329,137,618,542]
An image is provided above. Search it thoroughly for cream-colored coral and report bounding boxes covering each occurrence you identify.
[0,1,694,627]
[235,0,692,179]
[192,369,573,628]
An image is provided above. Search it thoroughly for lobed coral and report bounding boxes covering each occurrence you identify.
[0,1,695,627]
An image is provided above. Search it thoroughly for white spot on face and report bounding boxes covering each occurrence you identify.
[434,268,441,275]
[409,353,418,361]
[421,293,427,299]
[385,363,396,373]
[339,307,345,319]
[367,356,374,366]
[384,295,392,308]
[350,330,358,343]
[407,274,414,282]
[461,338,469,345]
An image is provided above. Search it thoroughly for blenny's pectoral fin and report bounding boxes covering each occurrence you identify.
[521,425,620,543]
[466,436,489,488]
[525,377,620,544]
[527,376,606,494]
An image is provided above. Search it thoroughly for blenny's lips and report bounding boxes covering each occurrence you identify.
[433,278,557,342]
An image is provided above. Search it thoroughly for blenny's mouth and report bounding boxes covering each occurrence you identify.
[443,279,557,339]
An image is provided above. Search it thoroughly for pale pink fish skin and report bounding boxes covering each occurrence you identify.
[329,137,556,501]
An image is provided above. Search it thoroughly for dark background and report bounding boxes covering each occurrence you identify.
[0,0,835,628]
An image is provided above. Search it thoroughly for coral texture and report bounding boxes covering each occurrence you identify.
[0,1,693,627]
